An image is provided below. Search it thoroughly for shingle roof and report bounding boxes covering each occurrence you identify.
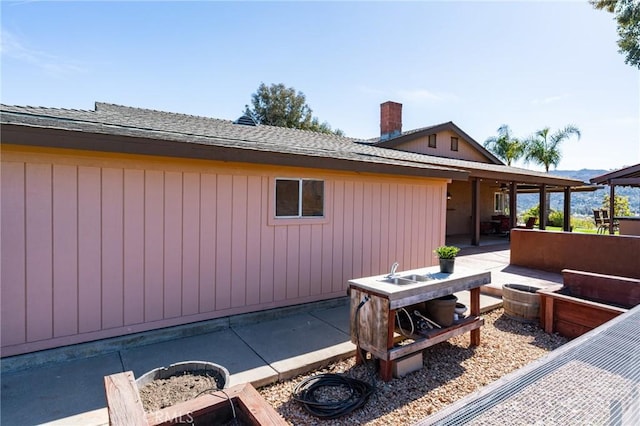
[1,103,469,180]
[0,102,586,187]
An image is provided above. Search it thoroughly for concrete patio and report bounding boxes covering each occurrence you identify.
[0,243,565,425]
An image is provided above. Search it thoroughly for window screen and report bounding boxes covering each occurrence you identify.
[275,179,324,217]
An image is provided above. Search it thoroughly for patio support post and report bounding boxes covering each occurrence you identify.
[509,182,517,230]
[539,184,547,230]
[609,182,615,235]
[563,186,571,232]
[471,178,480,246]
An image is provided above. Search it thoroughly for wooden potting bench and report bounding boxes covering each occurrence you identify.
[348,266,491,381]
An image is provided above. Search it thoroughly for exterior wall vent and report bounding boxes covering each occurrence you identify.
[234,114,258,126]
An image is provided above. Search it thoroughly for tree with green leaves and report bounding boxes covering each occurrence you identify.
[590,0,640,69]
[244,83,344,135]
[523,125,581,172]
[483,124,525,166]
[602,194,632,217]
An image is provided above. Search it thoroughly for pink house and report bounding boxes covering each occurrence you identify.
[0,101,585,357]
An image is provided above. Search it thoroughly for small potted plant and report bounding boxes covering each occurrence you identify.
[434,245,460,273]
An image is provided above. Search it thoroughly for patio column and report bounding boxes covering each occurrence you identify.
[471,178,480,246]
[563,186,571,232]
[609,182,616,235]
[509,182,517,230]
[539,184,547,230]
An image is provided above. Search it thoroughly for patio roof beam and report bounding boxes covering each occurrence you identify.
[516,184,600,193]
[607,177,640,187]
[467,170,581,187]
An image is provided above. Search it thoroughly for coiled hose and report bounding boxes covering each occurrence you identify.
[291,296,375,418]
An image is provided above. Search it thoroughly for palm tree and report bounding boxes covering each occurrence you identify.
[524,125,581,172]
[483,125,525,166]
[524,125,581,228]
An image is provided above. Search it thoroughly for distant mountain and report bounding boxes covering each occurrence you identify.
[517,169,640,216]
[548,169,608,182]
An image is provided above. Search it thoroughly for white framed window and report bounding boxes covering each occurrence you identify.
[275,178,324,218]
[494,192,507,213]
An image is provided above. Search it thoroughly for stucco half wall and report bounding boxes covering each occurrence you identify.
[1,145,449,356]
[510,229,640,279]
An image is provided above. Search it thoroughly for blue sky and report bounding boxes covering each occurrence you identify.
[2,1,638,172]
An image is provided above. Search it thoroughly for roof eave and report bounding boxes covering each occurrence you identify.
[466,169,585,187]
[590,164,640,187]
[1,123,468,181]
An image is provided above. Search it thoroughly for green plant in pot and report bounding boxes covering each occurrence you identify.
[434,245,460,273]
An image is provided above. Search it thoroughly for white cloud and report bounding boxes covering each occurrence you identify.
[1,29,87,75]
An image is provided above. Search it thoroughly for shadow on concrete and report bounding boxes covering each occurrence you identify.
[0,353,123,425]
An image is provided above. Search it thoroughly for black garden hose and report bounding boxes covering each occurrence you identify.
[292,296,376,419]
[291,373,375,419]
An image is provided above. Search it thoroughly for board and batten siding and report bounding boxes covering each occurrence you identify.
[0,146,447,356]
[397,130,489,163]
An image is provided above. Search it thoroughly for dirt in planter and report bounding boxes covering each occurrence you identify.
[139,370,224,412]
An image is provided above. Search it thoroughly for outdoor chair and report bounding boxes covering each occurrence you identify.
[593,209,608,234]
[515,216,537,229]
[600,209,619,233]
[491,214,511,234]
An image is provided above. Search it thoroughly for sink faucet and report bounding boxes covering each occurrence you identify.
[386,262,399,279]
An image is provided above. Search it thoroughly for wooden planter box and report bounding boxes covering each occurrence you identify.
[104,371,286,426]
[538,269,640,339]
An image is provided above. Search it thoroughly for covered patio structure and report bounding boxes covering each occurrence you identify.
[590,163,640,235]
[367,102,594,246]
[440,159,592,245]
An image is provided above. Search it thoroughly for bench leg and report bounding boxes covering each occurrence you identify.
[470,287,481,346]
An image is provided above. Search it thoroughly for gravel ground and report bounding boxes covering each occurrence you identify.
[258,308,568,425]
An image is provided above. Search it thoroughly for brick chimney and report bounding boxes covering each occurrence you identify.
[380,101,402,140]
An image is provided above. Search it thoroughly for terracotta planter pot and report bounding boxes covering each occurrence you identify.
[425,294,458,327]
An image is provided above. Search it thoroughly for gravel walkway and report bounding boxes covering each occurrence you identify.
[258,308,568,425]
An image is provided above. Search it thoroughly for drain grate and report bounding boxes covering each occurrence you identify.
[417,306,640,425]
